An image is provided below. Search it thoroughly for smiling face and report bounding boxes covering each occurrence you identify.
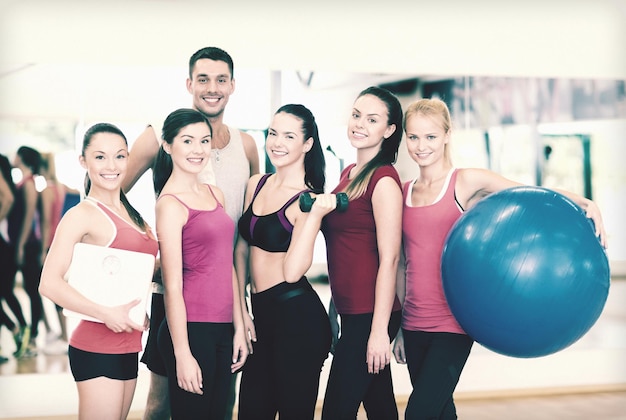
[164,122,212,175]
[80,132,128,192]
[186,58,235,119]
[404,111,450,167]
[265,111,312,169]
[347,94,396,155]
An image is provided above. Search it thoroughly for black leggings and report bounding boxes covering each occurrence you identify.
[21,240,43,338]
[140,292,167,376]
[158,320,234,420]
[238,278,332,420]
[322,310,401,420]
[402,329,474,420]
[0,306,14,331]
[0,237,26,330]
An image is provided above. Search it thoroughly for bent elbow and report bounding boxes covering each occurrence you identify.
[38,281,49,299]
[283,265,308,284]
[283,269,301,284]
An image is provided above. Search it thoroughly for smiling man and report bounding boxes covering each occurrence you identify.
[123,47,259,420]
[124,46,259,221]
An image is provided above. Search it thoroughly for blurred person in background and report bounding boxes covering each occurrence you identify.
[39,152,81,354]
[0,153,29,362]
[9,146,44,358]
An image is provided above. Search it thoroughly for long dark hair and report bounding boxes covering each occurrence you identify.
[82,123,147,231]
[152,108,212,197]
[16,146,42,175]
[0,153,16,196]
[274,104,325,193]
[345,86,403,199]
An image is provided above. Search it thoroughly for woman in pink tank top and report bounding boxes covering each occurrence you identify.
[39,122,158,419]
[393,98,607,419]
[152,108,248,419]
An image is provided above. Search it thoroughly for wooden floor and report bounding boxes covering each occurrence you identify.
[2,391,626,420]
[1,277,625,419]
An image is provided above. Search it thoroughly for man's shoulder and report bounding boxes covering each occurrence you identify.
[228,126,254,142]
[228,126,257,155]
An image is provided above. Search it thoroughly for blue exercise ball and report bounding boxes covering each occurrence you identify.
[441,186,610,358]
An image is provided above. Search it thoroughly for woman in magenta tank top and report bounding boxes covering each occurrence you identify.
[39,123,158,419]
[152,108,248,419]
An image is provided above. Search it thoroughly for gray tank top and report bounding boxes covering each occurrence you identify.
[206,126,250,223]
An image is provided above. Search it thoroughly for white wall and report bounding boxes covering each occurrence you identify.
[1,0,624,268]
[1,0,625,122]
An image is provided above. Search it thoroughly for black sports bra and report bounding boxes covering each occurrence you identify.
[238,174,310,253]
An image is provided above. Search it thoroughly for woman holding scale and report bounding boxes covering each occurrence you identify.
[39,122,158,420]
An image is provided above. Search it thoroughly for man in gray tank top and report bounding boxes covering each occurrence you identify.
[123,47,260,420]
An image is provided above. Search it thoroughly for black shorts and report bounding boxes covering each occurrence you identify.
[140,292,167,376]
[69,346,138,381]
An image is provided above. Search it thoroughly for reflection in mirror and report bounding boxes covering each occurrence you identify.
[0,71,624,378]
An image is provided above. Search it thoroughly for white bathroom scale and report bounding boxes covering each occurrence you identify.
[63,242,155,325]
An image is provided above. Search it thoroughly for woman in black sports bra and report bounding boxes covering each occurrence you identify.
[235,104,336,420]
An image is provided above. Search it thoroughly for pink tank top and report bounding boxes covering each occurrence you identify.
[159,185,234,323]
[46,182,66,248]
[69,198,158,354]
[401,169,466,334]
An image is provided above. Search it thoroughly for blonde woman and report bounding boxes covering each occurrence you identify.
[393,98,606,419]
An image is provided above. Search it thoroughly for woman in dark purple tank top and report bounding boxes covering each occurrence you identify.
[320,86,404,420]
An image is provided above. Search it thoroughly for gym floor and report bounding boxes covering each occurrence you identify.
[1,277,625,419]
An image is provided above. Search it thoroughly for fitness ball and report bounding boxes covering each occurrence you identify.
[441,186,610,358]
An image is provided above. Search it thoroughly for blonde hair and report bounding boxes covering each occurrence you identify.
[403,98,453,165]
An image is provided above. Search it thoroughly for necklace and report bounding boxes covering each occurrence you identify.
[214,148,223,167]
[212,127,230,167]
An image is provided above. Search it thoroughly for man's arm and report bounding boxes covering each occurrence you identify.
[240,131,260,176]
[123,125,160,193]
